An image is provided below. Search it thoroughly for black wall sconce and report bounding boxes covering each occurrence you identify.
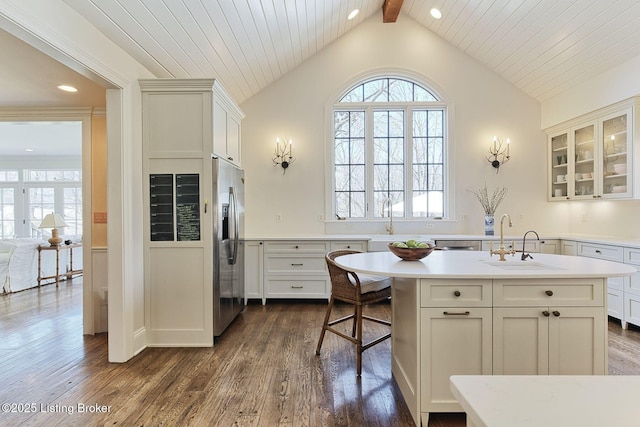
[487,136,510,173]
[273,137,295,174]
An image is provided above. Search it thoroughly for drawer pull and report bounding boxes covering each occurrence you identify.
[595,250,602,254]
[542,310,550,317]
[291,263,304,266]
[291,285,303,289]
[443,311,470,316]
[454,290,461,297]
[553,310,561,317]
[545,290,554,296]
[295,245,299,249]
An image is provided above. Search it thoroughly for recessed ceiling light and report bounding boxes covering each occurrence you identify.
[430,8,442,19]
[57,85,78,93]
[348,9,359,20]
[25,148,34,152]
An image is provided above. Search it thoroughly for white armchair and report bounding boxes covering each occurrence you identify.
[0,246,13,294]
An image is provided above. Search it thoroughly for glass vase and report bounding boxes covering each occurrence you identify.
[484,214,495,236]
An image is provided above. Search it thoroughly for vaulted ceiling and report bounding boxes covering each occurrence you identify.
[3,0,640,108]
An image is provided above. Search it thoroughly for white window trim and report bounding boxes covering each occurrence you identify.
[324,70,457,224]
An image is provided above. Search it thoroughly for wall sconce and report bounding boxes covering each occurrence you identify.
[273,137,294,174]
[487,136,510,173]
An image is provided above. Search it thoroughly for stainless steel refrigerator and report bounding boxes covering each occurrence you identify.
[212,156,245,336]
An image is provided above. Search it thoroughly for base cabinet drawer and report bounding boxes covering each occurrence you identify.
[264,255,327,274]
[420,279,492,308]
[330,240,367,251]
[265,277,329,298]
[578,242,624,262]
[493,279,605,307]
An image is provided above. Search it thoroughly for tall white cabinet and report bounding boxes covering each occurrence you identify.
[141,79,244,347]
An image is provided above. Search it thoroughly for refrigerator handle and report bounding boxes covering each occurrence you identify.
[230,186,239,264]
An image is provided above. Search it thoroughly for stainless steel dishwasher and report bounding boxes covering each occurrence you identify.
[434,239,481,251]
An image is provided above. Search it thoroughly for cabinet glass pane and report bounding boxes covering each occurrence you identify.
[550,133,568,199]
[573,124,595,197]
[601,114,628,196]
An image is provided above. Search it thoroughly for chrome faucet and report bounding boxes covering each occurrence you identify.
[521,230,540,261]
[381,197,394,235]
[490,213,516,261]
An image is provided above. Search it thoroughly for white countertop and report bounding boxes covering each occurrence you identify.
[244,233,640,249]
[332,250,635,279]
[450,375,640,427]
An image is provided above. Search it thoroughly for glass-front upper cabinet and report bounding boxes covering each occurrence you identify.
[547,98,637,202]
[573,123,597,199]
[600,109,632,198]
[550,131,569,200]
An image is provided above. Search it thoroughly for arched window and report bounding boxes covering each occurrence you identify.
[332,77,447,220]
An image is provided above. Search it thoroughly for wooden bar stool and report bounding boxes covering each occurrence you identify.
[315,250,392,376]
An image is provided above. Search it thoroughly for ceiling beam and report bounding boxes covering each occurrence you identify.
[382,0,404,23]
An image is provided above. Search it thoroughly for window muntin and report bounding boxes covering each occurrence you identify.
[0,168,81,238]
[333,77,446,219]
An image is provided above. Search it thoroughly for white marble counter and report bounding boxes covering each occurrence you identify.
[333,250,635,279]
[244,233,640,249]
[450,375,640,427]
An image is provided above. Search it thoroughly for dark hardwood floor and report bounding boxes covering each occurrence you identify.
[1,282,639,426]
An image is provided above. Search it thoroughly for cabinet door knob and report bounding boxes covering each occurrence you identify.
[545,290,553,296]
[227,156,234,161]
[542,310,550,317]
[553,310,561,317]
[295,245,299,249]
[454,290,461,297]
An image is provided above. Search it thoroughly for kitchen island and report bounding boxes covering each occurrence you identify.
[334,250,635,427]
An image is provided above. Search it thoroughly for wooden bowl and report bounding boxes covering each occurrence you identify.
[387,243,435,261]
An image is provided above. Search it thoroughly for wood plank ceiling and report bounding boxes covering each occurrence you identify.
[62,0,640,104]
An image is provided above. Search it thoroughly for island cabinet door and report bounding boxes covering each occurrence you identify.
[548,307,606,375]
[493,307,549,375]
[420,308,492,413]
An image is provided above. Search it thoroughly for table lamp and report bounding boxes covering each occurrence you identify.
[39,213,68,246]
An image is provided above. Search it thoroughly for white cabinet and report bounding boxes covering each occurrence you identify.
[623,248,640,329]
[576,241,625,323]
[561,240,578,256]
[419,280,492,414]
[213,84,244,166]
[140,78,244,346]
[330,240,367,252]
[481,239,559,255]
[263,240,331,299]
[493,307,606,375]
[394,275,608,425]
[493,279,606,375]
[245,241,264,304]
[420,308,492,413]
[547,99,638,201]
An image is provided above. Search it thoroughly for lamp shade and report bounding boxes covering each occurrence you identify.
[39,213,68,229]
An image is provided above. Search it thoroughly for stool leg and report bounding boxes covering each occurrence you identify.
[356,304,363,376]
[316,296,335,355]
[351,304,358,337]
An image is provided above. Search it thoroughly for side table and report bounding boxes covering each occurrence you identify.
[37,243,83,287]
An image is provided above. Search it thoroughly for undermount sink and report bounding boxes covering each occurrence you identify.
[481,261,563,271]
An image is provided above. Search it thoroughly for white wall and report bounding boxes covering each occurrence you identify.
[241,12,569,238]
[0,0,154,361]
[541,54,640,239]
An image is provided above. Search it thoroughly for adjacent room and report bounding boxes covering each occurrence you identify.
[3,1,640,426]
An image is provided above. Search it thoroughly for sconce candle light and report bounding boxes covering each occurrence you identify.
[487,136,510,173]
[273,137,295,174]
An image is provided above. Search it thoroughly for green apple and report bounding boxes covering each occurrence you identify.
[417,242,429,248]
[406,239,418,248]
